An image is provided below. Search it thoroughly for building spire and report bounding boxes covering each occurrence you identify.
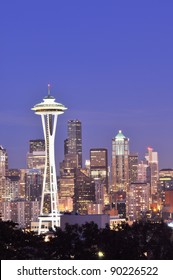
[48,83,51,97]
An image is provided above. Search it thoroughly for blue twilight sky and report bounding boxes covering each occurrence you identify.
[1,0,173,171]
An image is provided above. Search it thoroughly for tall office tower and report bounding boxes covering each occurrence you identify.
[32,84,67,234]
[64,138,69,156]
[74,169,95,214]
[6,169,27,200]
[111,130,129,192]
[6,174,20,200]
[25,169,42,201]
[110,191,126,218]
[27,151,45,175]
[128,154,138,184]
[0,177,11,202]
[7,169,21,200]
[85,160,90,176]
[94,179,104,205]
[127,182,150,221]
[18,169,27,199]
[0,146,8,203]
[29,139,45,153]
[145,147,159,195]
[137,160,149,182]
[59,157,75,212]
[87,179,104,214]
[66,120,82,168]
[0,146,8,177]
[90,148,108,194]
[27,139,45,175]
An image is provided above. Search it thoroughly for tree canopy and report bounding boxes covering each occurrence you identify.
[0,219,173,260]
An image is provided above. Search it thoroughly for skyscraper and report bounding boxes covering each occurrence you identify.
[59,157,75,212]
[29,139,45,153]
[32,84,67,234]
[145,147,159,195]
[66,120,82,168]
[111,130,129,192]
[27,139,45,175]
[0,146,8,203]
[128,154,138,184]
[90,148,108,194]
[74,169,95,214]
[25,169,42,201]
[137,161,149,182]
[0,146,8,177]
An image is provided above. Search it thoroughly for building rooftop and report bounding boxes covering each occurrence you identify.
[115,130,126,140]
[160,168,173,171]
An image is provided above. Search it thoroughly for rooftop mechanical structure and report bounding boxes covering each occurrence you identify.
[32,84,67,234]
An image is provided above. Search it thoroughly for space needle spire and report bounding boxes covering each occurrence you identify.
[31,84,67,234]
[48,83,51,97]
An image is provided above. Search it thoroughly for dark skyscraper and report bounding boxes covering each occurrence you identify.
[74,169,95,214]
[90,148,108,193]
[25,169,42,201]
[64,138,69,156]
[66,120,82,168]
[29,139,45,153]
[128,154,138,184]
[59,120,82,212]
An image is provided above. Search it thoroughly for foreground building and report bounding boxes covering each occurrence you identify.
[0,200,40,228]
[31,213,109,232]
[127,182,150,221]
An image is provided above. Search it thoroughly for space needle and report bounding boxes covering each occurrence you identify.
[32,84,67,234]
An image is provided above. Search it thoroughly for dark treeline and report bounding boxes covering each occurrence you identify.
[0,220,173,260]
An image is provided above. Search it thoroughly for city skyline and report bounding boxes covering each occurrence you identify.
[1,1,173,170]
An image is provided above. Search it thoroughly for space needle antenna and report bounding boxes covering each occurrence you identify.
[48,83,51,97]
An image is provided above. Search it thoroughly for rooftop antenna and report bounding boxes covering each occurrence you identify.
[48,83,51,97]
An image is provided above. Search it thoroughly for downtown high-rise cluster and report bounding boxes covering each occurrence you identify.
[0,92,173,233]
